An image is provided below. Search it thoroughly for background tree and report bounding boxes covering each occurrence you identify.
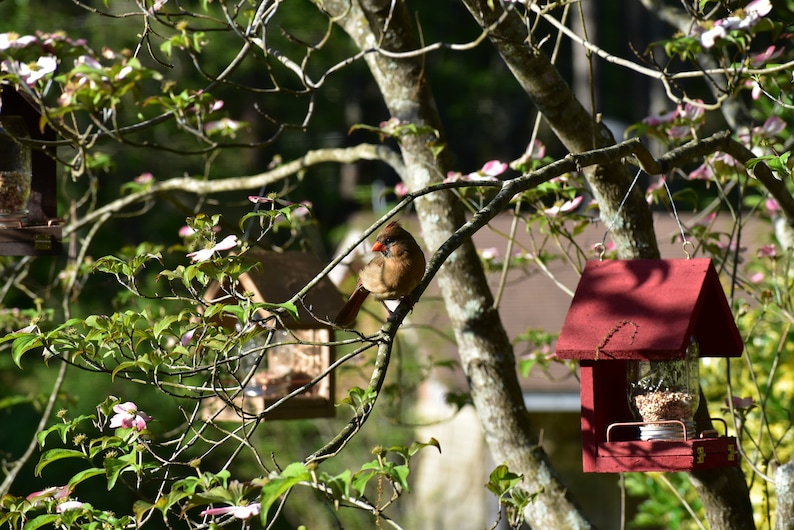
[1,0,793,528]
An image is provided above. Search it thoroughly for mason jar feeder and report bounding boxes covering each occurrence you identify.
[555,258,743,473]
[200,249,338,422]
[628,336,700,441]
[0,84,62,255]
[0,115,32,219]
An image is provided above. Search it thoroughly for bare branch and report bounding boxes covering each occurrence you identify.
[64,143,404,236]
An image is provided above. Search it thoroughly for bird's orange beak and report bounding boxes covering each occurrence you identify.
[372,241,386,252]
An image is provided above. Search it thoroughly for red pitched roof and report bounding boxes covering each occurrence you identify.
[555,258,743,361]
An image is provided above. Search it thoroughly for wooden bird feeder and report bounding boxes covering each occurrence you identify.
[201,249,338,422]
[0,84,62,255]
[555,258,743,473]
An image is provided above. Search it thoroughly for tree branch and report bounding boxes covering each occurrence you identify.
[64,143,403,236]
[0,362,69,496]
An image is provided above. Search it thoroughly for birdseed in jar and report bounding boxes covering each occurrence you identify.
[634,391,695,422]
[0,171,31,215]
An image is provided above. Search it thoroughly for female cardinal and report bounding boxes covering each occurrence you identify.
[335,221,426,327]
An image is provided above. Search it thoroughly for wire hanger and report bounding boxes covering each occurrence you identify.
[596,168,692,260]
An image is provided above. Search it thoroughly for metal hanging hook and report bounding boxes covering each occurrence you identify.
[593,242,606,261]
[681,240,694,259]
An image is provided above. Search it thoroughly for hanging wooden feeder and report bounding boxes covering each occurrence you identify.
[0,84,62,255]
[555,258,743,473]
[201,249,338,422]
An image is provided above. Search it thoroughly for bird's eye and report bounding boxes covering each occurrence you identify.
[383,237,393,245]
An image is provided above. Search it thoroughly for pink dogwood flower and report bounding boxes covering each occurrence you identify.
[134,172,154,184]
[1,55,57,85]
[56,501,86,513]
[0,33,37,50]
[109,402,153,431]
[511,140,547,170]
[753,116,786,139]
[204,118,243,135]
[645,176,667,204]
[27,485,71,503]
[187,235,238,262]
[180,328,196,347]
[679,102,704,122]
[766,198,781,214]
[749,271,765,283]
[746,79,763,100]
[726,396,755,409]
[688,162,715,180]
[544,196,583,216]
[667,125,692,139]
[749,45,782,67]
[642,109,679,126]
[699,0,772,48]
[444,170,498,183]
[200,502,261,520]
[700,25,727,48]
[757,244,778,259]
[479,247,501,261]
[480,160,508,177]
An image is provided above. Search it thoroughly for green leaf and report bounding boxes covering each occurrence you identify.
[486,464,523,496]
[35,448,89,476]
[111,359,151,381]
[338,386,377,412]
[386,464,410,492]
[747,152,791,178]
[37,422,71,447]
[152,314,179,340]
[104,456,134,490]
[133,499,157,523]
[259,463,310,523]
[321,470,351,501]
[67,467,107,489]
[22,514,60,530]
[93,255,127,275]
[407,438,441,457]
[10,333,43,367]
[0,395,32,410]
[351,469,376,497]
[518,358,538,378]
[238,210,279,230]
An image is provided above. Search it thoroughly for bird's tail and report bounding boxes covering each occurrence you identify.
[334,286,370,327]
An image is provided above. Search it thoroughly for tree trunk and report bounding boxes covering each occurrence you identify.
[775,462,794,530]
[459,0,658,260]
[687,467,756,530]
[321,0,596,527]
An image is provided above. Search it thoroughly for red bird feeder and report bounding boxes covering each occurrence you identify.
[555,258,743,473]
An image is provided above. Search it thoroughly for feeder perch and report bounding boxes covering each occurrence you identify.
[555,258,743,472]
[0,84,62,255]
[201,249,338,421]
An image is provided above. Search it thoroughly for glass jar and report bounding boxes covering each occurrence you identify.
[238,328,295,398]
[238,331,268,397]
[0,116,33,218]
[627,336,701,440]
